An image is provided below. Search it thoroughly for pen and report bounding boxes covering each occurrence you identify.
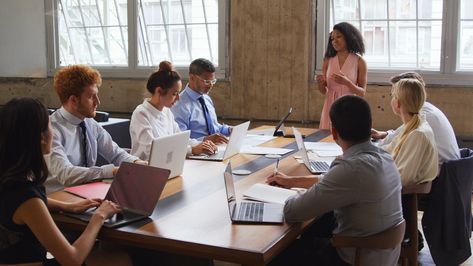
[274,158,280,175]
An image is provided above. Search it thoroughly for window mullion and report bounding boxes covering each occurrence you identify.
[386,0,391,67]
[128,0,138,69]
[139,0,156,65]
[113,0,128,62]
[179,0,193,61]
[159,0,173,62]
[443,0,460,74]
[77,0,95,64]
[201,0,214,62]
[416,0,419,68]
[58,0,78,63]
[94,0,112,64]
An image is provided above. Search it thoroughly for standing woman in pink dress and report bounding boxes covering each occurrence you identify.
[317,22,368,130]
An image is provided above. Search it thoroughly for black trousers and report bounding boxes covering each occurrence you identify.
[269,212,350,266]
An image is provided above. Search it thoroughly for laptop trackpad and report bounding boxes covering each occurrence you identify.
[263,203,284,223]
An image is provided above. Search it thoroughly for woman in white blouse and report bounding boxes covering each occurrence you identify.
[385,78,439,187]
[130,61,217,160]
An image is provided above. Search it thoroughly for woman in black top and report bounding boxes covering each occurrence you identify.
[0,98,121,265]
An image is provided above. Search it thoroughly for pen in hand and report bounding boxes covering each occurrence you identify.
[270,158,280,186]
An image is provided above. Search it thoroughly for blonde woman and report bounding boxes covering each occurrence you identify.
[386,78,438,187]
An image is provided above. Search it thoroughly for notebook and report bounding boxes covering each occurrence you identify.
[64,181,111,199]
[223,162,284,224]
[64,162,170,228]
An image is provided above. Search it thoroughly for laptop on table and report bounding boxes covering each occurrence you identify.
[64,162,170,228]
[188,121,250,161]
[149,130,190,178]
[223,162,284,224]
[293,127,331,174]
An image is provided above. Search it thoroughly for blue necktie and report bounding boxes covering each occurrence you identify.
[79,121,88,167]
[198,96,216,135]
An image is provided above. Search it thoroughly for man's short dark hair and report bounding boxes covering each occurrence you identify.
[389,72,425,87]
[189,58,215,75]
[329,95,372,142]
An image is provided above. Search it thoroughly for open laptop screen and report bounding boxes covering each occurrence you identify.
[223,163,237,219]
[273,107,293,136]
[105,162,170,215]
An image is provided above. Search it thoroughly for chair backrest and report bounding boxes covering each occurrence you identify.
[402,181,432,195]
[332,219,406,250]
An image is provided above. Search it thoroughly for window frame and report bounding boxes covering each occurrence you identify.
[45,0,229,79]
[314,0,473,86]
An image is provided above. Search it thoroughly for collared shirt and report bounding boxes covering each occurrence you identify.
[379,102,460,165]
[284,141,403,266]
[46,107,139,190]
[385,119,439,186]
[171,84,230,140]
[130,99,198,160]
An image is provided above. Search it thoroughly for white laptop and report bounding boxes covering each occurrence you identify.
[293,127,331,174]
[188,121,250,161]
[149,130,190,178]
[223,162,284,224]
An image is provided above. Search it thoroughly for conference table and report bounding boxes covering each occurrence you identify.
[49,126,332,266]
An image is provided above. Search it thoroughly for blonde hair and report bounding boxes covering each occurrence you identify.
[391,78,426,159]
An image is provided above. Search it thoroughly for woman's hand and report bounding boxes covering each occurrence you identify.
[192,140,218,155]
[64,198,102,213]
[93,200,122,220]
[266,172,294,189]
[331,72,351,86]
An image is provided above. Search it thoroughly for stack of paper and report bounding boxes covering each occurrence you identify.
[304,142,342,157]
[240,146,293,155]
[243,134,276,146]
[243,183,297,205]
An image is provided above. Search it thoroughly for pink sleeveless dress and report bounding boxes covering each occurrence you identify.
[319,53,359,130]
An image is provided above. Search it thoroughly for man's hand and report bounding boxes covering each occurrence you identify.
[371,128,388,140]
[134,159,148,165]
[204,133,228,145]
[266,172,294,189]
[192,140,218,155]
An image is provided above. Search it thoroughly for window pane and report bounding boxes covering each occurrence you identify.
[331,0,359,22]
[58,0,128,66]
[362,21,388,68]
[389,21,417,68]
[138,0,219,67]
[388,0,416,20]
[459,21,473,70]
[418,21,441,69]
[418,0,443,19]
[361,0,387,19]
[461,0,473,19]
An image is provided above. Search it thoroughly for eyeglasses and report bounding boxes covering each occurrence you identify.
[194,75,217,86]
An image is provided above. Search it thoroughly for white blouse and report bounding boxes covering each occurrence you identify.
[130,99,198,160]
[386,119,439,187]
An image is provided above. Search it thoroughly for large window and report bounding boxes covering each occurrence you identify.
[47,0,227,77]
[315,0,473,85]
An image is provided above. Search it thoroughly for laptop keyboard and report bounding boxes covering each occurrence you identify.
[310,161,330,172]
[237,202,264,222]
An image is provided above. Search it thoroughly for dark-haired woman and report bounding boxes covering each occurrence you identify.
[316,22,368,130]
[0,97,121,265]
[130,61,217,160]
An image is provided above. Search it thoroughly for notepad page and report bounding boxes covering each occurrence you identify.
[242,183,297,205]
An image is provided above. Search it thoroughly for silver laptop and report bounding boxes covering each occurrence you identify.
[223,162,284,224]
[188,121,250,161]
[293,127,331,174]
[149,130,190,178]
[65,162,170,228]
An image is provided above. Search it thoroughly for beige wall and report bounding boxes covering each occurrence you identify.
[0,0,472,137]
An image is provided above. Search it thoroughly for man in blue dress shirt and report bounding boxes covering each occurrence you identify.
[171,58,231,144]
[46,65,145,192]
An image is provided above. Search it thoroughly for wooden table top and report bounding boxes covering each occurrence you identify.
[49,126,332,266]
